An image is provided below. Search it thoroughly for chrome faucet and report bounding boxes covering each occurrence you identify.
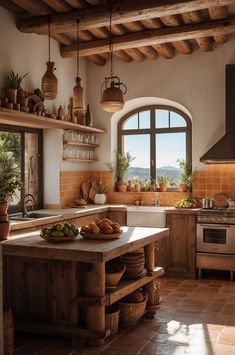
[153,193,161,206]
[23,194,36,217]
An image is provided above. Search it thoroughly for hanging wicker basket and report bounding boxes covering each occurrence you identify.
[41,61,58,100]
[3,305,14,355]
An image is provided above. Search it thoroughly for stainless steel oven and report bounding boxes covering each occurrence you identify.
[196,210,235,281]
[197,223,235,254]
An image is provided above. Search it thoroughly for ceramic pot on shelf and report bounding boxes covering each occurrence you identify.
[94,193,106,205]
[159,183,167,192]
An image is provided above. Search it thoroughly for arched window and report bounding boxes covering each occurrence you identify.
[118,105,192,185]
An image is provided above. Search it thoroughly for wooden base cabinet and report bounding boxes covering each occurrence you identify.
[166,211,196,278]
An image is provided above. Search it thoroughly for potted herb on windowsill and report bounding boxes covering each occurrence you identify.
[116,152,135,192]
[157,175,169,192]
[94,181,107,205]
[0,149,22,240]
[177,159,193,192]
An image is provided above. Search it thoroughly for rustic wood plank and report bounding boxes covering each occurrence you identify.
[43,0,73,12]
[152,43,175,59]
[12,0,53,15]
[0,107,106,132]
[87,54,106,65]
[124,48,146,62]
[64,0,87,9]
[182,11,213,51]
[17,0,235,34]
[60,16,235,57]
[105,267,164,305]
[208,5,228,43]
[114,50,133,62]
[0,0,25,13]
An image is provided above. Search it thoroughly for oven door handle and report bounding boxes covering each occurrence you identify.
[199,224,231,228]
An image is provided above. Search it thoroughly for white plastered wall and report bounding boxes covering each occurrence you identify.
[0,7,88,205]
[87,37,235,171]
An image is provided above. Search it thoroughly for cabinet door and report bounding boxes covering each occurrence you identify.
[108,211,126,226]
[166,214,196,277]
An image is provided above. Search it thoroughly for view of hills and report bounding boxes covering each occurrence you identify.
[127,166,182,184]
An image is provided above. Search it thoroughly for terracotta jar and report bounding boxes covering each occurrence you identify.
[179,183,188,192]
[135,184,141,192]
[127,180,133,192]
[4,88,17,104]
[117,182,127,192]
[0,221,10,240]
[0,201,8,215]
[159,183,167,192]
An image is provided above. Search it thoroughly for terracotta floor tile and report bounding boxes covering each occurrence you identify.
[13,276,235,354]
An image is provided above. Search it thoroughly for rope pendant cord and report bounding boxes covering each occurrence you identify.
[76,18,80,79]
[109,0,114,77]
[48,17,51,62]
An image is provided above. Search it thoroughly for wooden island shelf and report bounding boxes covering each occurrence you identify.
[2,226,168,346]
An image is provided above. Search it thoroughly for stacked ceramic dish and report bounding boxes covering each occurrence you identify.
[121,251,146,279]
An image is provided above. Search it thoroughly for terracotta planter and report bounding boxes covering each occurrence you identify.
[94,193,106,205]
[127,180,133,192]
[18,97,28,107]
[4,88,17,104]
[117,182,127,192]
[0,221,10,240]
[17,88,25,98]
[0,215,8,222]
[159,183,167,192]
[0,201,8,215]
[134,184,141,192]
[179,183,188,192]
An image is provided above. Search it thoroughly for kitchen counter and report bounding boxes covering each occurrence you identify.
[9,204,127,231]
[1,226,169,345]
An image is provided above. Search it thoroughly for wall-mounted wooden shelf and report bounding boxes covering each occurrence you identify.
[0,108,106,133]
[63,158,98,162]
[63,141,100,149]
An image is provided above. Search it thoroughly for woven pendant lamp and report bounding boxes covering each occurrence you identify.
[41,17,58,100]
[100,1,127,112]
[73,19,84,111]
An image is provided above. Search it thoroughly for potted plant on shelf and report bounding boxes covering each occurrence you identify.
[157,175,169,192]
[116,152,135,192]
[177,159,193,192]
[94,181,107,205]
[0,149,22,240]
[3,70,28,106]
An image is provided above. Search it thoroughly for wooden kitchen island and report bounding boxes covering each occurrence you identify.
[1,226,169,345]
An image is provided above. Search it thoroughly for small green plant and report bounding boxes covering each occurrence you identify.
[157,175,169,185]
[116,152,135,183]
[177,158,193,190]
[3,70,28,89]
[96,180,107,194]
[0,149,22,201]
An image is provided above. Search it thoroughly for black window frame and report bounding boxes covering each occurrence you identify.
[0,124,43,213]
[118,105,192,181]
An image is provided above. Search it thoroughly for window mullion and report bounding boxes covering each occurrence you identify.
[150,109,156,180]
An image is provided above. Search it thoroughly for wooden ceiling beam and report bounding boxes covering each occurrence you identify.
[152,43,175,59]
[87,54,106,65]
[160,15,193,54]
[0,0,25,14]
[63,0,87,9]
[182,11,213,51]
[138,46,158,60]
[61,15,235,58]
[124,48,146,62]
[17,0,235,34]
[43,0,73,13]
[11,0,53,15]
[114,50,133,62]
[208,6,228,43]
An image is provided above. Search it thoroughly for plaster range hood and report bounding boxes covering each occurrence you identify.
[200,65,235,164]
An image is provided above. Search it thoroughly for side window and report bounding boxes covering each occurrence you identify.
[0,126,43,213]
[118,106,191,185]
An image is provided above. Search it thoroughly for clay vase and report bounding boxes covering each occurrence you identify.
[117,182,127,192]
[0,221,10,240]
[159,183,167,192]
[4,88,17,104]
[0,201,8,215]
[179,183,188,192]
[135,184,141,192]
